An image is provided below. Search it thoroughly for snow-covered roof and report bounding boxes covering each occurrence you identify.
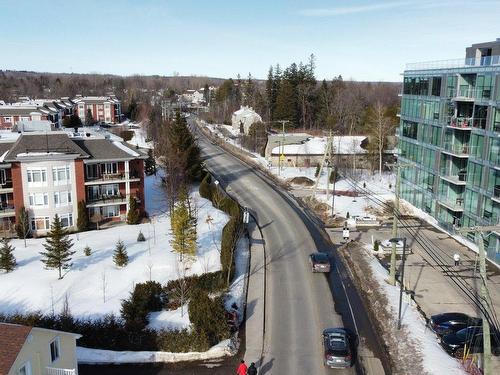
[271,136,368,156]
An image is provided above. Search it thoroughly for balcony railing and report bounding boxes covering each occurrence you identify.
[406,55,500,71]
[46,367,76,375]
[443,142,471,156]
[87,193,125,204]
[445,87,492,100]
[448,116,472,129]
[438,195,465,211]
[0,179,13,189]
[86,171,140,182]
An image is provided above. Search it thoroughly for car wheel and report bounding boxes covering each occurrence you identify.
[454,348,464,359]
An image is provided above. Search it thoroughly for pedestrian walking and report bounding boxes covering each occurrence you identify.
[237,359,247,375]
[247,362,257,375]
[453,253,460,267]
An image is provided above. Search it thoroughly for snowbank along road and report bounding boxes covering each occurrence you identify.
[194,122,388,375]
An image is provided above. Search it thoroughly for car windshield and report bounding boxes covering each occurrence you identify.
[456,327,481,340]
[314,253,329,263]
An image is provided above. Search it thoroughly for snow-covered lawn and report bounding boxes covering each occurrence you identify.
[0,173,229,330]
[363,244,467,375]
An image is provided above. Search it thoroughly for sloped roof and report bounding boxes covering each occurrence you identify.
[73,138,140,161]
[4,132,89,161]
[0,323,32,375]
[271,136,368,156]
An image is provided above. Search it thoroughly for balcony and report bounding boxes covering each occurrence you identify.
[405,55,500,71]
[0,204,15,218]
[442,142,471,158]
[492,186,500,204]
[440,173,467,186]
[46,367,76,375]
[438,195,464,212]
[86,194,126,208]
[85,171,141,185]
[447,116,472,130]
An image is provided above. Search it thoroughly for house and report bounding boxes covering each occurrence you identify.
[0,322,81,375]
[269,136,369,167]
[73,95,121,124]
[0,131,147,235]
[231,106,262,134]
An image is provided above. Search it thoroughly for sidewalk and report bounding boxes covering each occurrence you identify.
[327,220,500,368]
[244,219,266,368]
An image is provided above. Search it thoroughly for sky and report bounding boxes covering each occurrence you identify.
[1,0,500,82]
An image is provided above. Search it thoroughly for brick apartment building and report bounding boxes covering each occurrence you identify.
[0,98,75,129]
[0,131,147,236]
[74,95,122,124]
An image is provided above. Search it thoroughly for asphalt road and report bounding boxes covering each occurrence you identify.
[81,123,387,375]
[194,126,389,375]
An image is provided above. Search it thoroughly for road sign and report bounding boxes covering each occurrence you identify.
[280,154,285,162]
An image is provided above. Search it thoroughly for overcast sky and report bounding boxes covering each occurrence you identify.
[1,0,500,82]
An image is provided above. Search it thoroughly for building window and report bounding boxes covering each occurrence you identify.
[19,362,32,375]
[50,337,60,362]
[28,193,49,207]
[60,213,73,228]
[27,168,47,186]
[103,184,119,197]
[52,166,71,185]
[103,205,119,218]
[104,163,118,174]
[31,216,50,231]
[54,191,72,206]
[0,169,6,185]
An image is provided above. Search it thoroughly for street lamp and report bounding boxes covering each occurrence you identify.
[389,237,407,330]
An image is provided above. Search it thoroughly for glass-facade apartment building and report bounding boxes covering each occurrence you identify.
[399,39,500,265]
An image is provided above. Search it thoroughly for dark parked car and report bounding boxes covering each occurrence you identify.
[429,312,482,336]
[309,252,331,273]
[322,328,353,368]
[440,326,500,357]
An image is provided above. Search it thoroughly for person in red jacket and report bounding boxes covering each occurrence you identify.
[236,359,247,375]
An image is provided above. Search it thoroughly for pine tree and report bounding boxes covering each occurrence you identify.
[113,240,128,267]
[85,108,94,126]
[40,214,75,279]
[76,201,89,231]
[15,207,31,247]
[83,245,92,256]
[127,196,140,224]
[145,148,156,176]
[0,237,16,272]
[170,190,197,261]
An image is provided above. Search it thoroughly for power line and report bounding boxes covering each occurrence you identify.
[337,171,500,334]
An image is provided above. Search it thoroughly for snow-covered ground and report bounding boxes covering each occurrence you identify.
[0,173,229,329]
[127,122,153,149]
[363,244,467,375]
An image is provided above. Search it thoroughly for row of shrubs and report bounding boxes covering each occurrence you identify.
[199,172,242,281]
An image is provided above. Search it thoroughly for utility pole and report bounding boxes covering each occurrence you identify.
[313,131,334,198]
[386,162,412,286]
[456,225,499,375]
[276,120,289,175]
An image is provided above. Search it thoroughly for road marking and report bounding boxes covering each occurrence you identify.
[337,261,360,336]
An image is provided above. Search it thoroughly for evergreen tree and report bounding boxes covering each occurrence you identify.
[127,97,139,121]
[83,245,92,256]
[274,80,297,125]
[85,108,94,126]
[40,214,75,279]
[15,207,31,247]
[127,196,141,224]
[145,148,157,176]
[0,237,16,272]
[76,201,89,231]
[203,83,210,105]
[170,188,197,261]
[113,239,128,267]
